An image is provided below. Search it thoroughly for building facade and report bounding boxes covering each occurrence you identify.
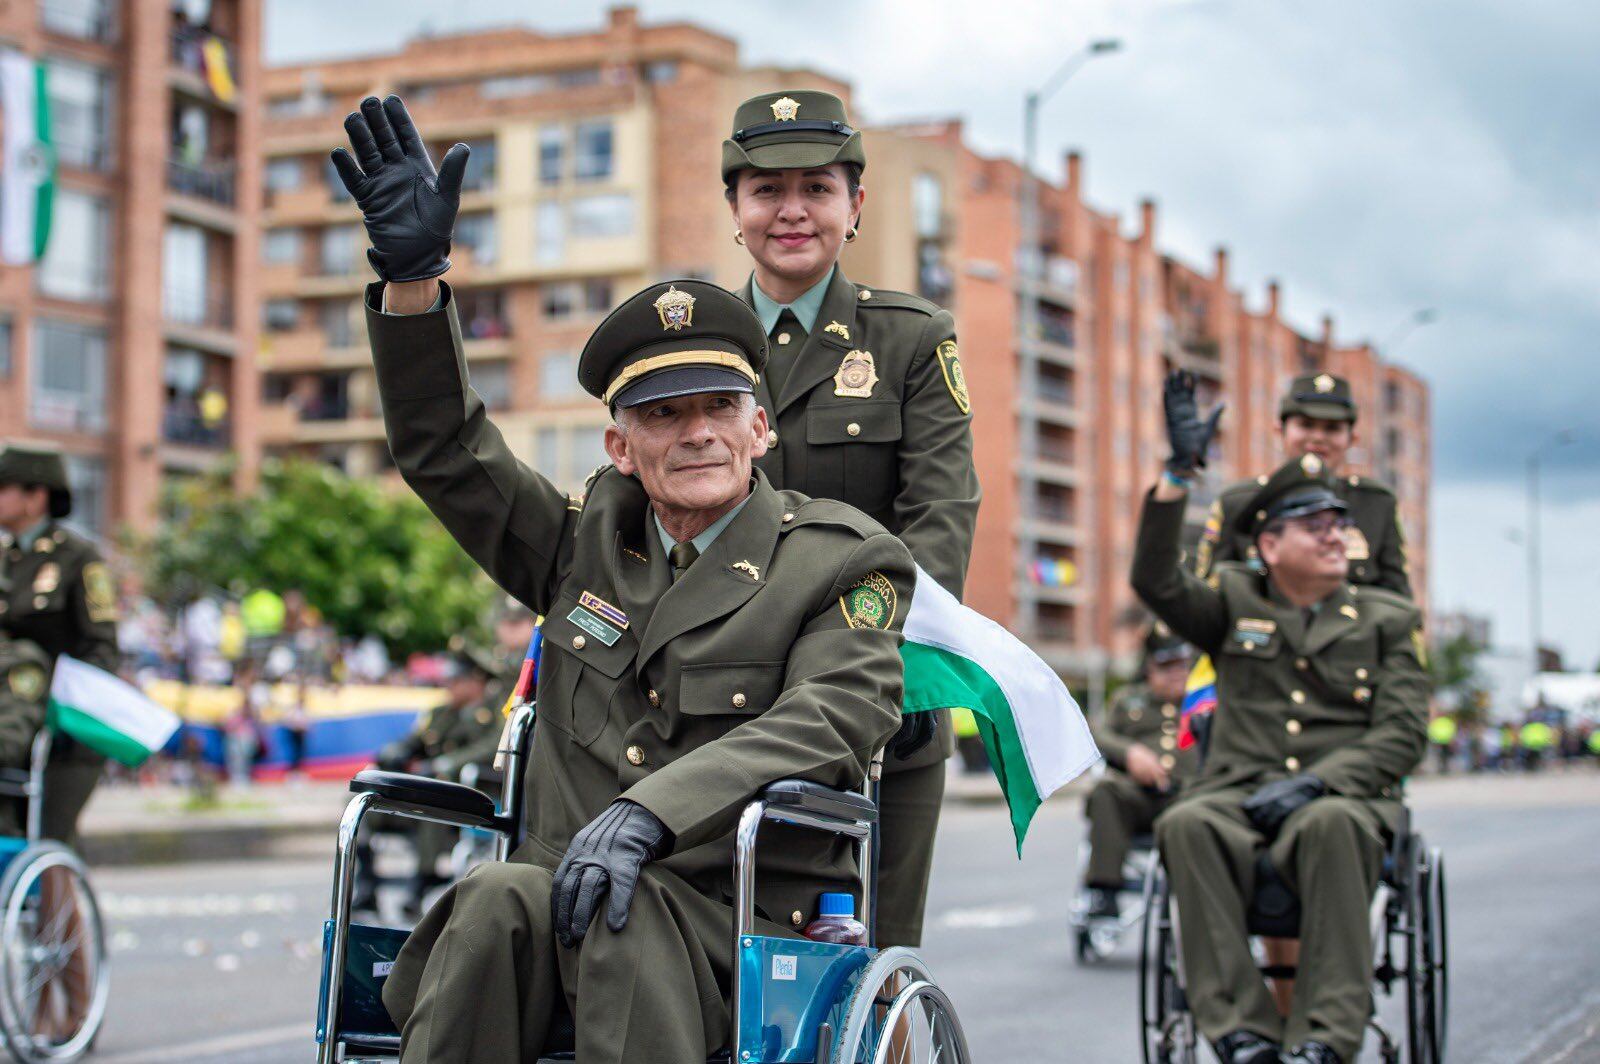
[0,0,261,536]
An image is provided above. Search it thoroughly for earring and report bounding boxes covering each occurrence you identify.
[844,226,859,243]
[734,229,746,246]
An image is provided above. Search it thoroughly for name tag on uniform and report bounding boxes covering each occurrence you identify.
[568,608,622,647]
[1232,618,1276,649]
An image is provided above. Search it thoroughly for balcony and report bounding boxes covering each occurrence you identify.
[169,26,238,109]
[164,290,236,354]
[167,158,235,207]
[40,1,117,42]
[162,406,230,449]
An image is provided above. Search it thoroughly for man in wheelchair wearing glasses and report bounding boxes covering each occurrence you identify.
[0,628,49,836]
[1131,373,1429,1064]
[342,97,913,1060]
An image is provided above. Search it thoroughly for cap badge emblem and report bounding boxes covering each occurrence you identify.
[770,96,800,122]
[1300,453,1323,476]
[1313,373,1336,393]
[834,350,879,398]
[653,285,695,332]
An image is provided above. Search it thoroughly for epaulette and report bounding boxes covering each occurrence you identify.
[853,285,939,316]
[1343,474,1396,498]
[1349,583,1415,616]
[775,494,883,539]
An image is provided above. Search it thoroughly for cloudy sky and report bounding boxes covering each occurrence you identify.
[268,0,1600,667]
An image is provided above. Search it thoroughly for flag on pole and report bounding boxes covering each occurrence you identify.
[899,566,1100,852]
[47,656,182,767]
[1180,655,1219,749]
[0,49,54,265]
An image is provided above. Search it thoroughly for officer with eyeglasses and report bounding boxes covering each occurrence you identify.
[1130,385,1429,1064]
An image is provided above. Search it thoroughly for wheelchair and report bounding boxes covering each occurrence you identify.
[316,704,972,1063]
[1066,828,1158,964]
[1137,805,1449,1063]
[0,730,109,1063]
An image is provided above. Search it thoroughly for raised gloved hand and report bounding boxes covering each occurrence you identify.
[1241,774,1326,836]
[552,799,673,947]
[889,710,939,760]
[1162,370,1225,477]
[330,95,468,283]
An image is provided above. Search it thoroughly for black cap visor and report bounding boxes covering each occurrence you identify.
[612,365,755,410]
[1263,489,1347,529]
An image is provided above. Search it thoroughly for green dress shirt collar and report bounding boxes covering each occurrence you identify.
[653,492,753,556]
[748,266,836,335]
[14,519,49,552]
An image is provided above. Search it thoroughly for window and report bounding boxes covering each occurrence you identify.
[263,228,300,266]
[535,201,565,265]
[535,426,559,472]
[539,352,580,399]
[39,0,115,42]
[163,223,209,323]
[320,224,358,275]
[31,319,106,432]
[264,299,299,332]
[542,283,577,319]
[324,157,353,202]
[320,300,355,347]
[913,174,942,239]
[482,74,550,99]
[265,157,302,193]
[38,189,110,301]
[570,194,633,239]
[570,426,608,473]
[642,60,678,84]
[584,279,613,313]
[455,213,496,265]
[538,125,564,184]
[458,139,496,193]
[471,361,511,411]
[47,58,112,170]
[61,454,105,536]
[573,121,614,181]
[456,289,509,340]
[0,318,11,378]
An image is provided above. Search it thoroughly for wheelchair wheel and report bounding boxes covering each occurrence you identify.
[832,946,971,1064]
[1137,866,1196,1064]
[1405,846,1448,1063]
[0,843,109,1063]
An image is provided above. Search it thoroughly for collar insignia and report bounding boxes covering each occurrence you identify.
[732,560,761,582]
[824,320,850,342]
[1340,604,1359,620]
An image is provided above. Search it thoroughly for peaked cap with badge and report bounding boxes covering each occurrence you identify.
[363,270,915,1057]
[0,442,73,518]
[721,90,866,182]
[1235,453,1348,539]
[1279,371,1358,423]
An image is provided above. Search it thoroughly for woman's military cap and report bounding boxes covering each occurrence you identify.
[1237,453,1348,538]
[1142,623,1192,668]
[722,90,866,182]
[1279,372,1357,423]
[578,280,769,410]
[0,442,72,518]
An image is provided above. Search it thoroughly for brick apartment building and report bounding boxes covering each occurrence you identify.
[260,7,1429,681]
[0,0,261,536]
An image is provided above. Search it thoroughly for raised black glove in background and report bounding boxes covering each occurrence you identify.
[1162,369,1225,476]
[551,799,673,947]
[1241,774,1326,836]
[330,95,468,283]
[889,710,939,760]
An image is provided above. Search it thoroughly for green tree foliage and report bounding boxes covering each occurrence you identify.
[1429,632,1490,726]
[142,459,494,655]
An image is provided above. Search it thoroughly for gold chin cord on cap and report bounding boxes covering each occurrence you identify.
[602,351,757,406]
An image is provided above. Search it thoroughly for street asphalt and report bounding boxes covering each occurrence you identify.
[81,771,1600,1063]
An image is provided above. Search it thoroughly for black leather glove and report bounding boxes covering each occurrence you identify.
[1162,370,1224,476]
[1241,774,1326,836]
[373,741,411,773]
[551,799,673,947]
[889,711,939,760]
[330,95,468,283]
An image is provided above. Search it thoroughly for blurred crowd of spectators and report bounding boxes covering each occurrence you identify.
[1425,706,1600,775]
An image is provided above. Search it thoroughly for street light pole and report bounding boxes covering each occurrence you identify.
[1015,38,1120,645]
[1527,430,1575,676]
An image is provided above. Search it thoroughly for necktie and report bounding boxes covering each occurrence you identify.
[670,541,699,583]
[765,309,806,399]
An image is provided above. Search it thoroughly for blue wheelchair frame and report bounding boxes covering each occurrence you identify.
[315,705,948,1064]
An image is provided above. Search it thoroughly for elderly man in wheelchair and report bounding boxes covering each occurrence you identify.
[313,154,970,1061]
[1132,412,1431,1064]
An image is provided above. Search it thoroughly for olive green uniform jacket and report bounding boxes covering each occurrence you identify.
[1197,473,1411,597]
[1092,682,1201,783]
[366,284,911,1060]
[1,522,119,842]
[739,269,979,773]
[0,640,49,837]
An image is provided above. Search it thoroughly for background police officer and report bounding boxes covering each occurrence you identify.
[1194,372,1411,596]
[1082,626,1196,919]
[0,443,119,845]
[0,626,51,838]
[722,89,980,949]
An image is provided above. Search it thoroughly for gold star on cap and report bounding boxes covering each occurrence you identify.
[1300,453,1324,475]
[1313,373,1336,393]
[770,96,800,122]
[652,285,695,332]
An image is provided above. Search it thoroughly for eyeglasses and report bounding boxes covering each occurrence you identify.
[1283,512,1354,538]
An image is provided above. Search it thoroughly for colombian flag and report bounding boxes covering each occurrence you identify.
[1179,655,1218,750]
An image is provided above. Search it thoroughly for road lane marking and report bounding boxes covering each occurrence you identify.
[100,892,299,918]
[93,1022,304,1063]
[934,903,1039,930]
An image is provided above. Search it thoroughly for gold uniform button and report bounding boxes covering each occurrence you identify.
[1290,690,1306,705]
[1160,735,1176,750]
[1286,720,1302,735]
[1354,686,1372,703]
[732,692,747,709]
[858,289,872,301]
[626,745,646,766]
[777,332,791,345]
[572,635,586,650]
[648,689,660,708]
[791,910,805,927]
[1162,721,1177,735]
[33,596,47,609]
[1160,754,1176,770]
[1162,704,1177,719]
[782,512,795,524]
[1285,756,1301,771]
[1129,708,1143,721]
[847,423,861,436]
[767,430,779,448]
[1355,668,1369,680]
[1295,658,1309,671]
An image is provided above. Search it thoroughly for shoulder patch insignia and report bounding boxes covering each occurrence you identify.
[83,562,118,624]
[935,340,970,415]
[1344,524,1371,561]
[1411,628,1429,668]
[8,664,45,702]
[840,571,898,630]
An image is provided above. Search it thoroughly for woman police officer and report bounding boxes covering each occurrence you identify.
[722,90,980,948]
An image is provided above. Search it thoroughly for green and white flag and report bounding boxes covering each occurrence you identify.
[901,566,1101,852]
[0,49,54,266]
[48,656,181,767]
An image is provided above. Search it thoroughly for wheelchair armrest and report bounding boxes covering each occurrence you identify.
[349,769,499,828]
[762,779,877,826]
[0,768,31,798]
